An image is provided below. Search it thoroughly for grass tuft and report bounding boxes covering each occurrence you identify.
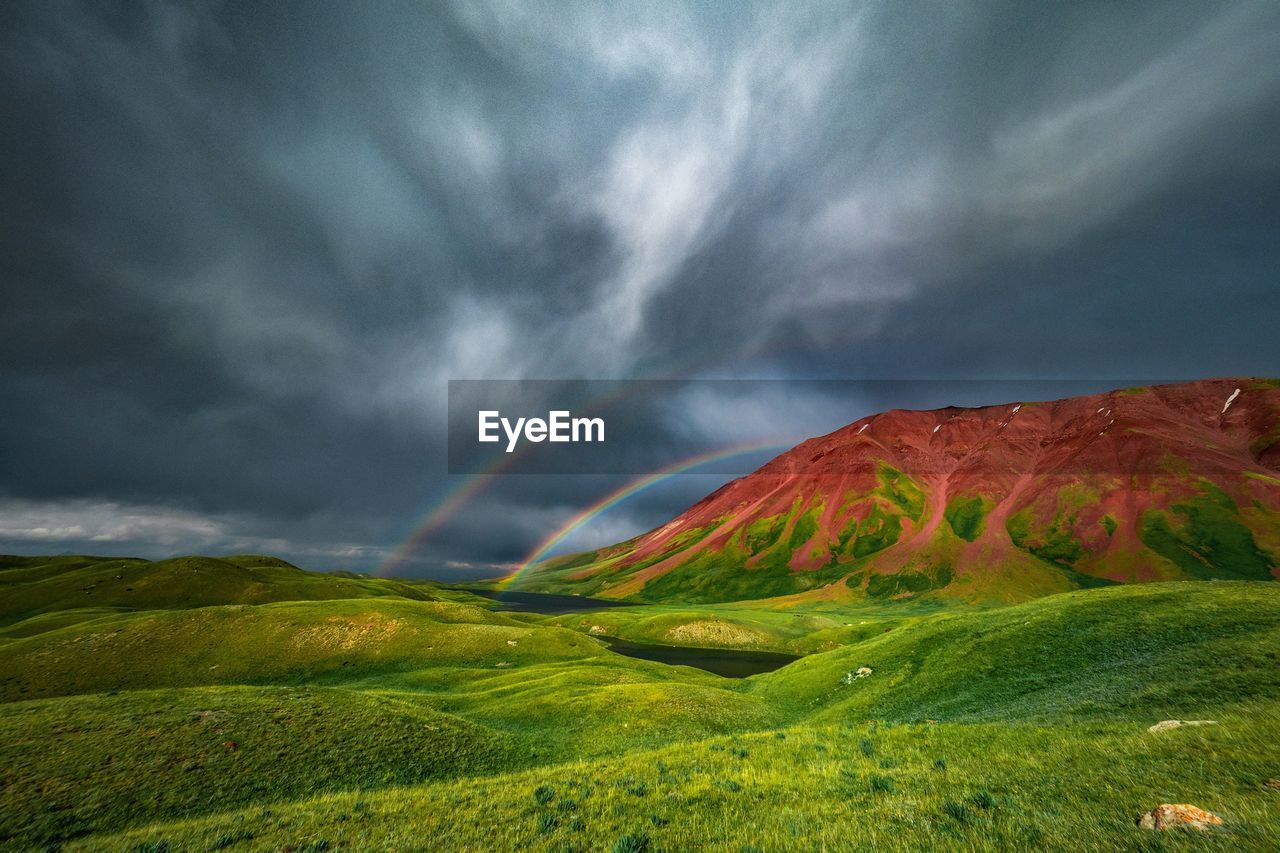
[611,832,650,853]
[972,790,997,810]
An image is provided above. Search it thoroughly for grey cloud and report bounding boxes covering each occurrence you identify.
[2,1,1278,577]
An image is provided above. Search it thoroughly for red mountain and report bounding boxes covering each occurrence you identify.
[513,379,1280,604]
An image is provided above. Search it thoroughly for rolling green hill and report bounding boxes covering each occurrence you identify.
[1,554,1277,849]
[0,686,518,847]
[81,710,1280,852]
[750,581,1280,723]
[0,554,443,626]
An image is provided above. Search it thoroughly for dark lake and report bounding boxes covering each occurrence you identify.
[462,589,800,678]
[461,589,640,614]
[601,637,800,678]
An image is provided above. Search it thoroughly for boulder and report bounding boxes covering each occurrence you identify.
[1136,804,1222,831]
[841,666,873,685]
[1147,719,1216,734]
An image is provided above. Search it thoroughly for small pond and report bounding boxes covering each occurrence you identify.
[600,637,799,678]
[462,589,800,677]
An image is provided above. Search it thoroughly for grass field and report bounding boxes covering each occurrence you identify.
[1,555,1278,850]
[80,713,1280,852]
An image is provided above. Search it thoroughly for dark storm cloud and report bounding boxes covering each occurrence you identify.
[2,1,1278,576]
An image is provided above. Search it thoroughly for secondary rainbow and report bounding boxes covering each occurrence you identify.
[378,463,516,578]
[378,381,650,577]
[498,439,790,587]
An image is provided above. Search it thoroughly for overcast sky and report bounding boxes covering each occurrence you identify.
[2,1,1279,578]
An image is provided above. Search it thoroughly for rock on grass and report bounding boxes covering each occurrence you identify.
[1147,719,1216,733]
[1137,804,1223,831]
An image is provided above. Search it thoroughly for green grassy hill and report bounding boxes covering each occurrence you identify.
[537,598,945,655]
[1,686,518,847]
[0,597,601,701]
[81,710,1279,852]
[0,554,442,626]
[1,554,1277,850]
[751,581,1280,724]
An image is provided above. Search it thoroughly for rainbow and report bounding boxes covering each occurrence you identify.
[497,439,790,588]
[378,381,653,577]
[377,373,795,577]
[378,465,513,578]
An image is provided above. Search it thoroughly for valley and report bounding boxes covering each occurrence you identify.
[2,553,1278,850]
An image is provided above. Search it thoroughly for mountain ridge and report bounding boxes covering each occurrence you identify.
[512,378,1280,603]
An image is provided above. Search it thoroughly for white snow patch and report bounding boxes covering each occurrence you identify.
[1222,388,1241,414]
[932,424,940,434]
[857,423,869,434]
[1011,404,1021,414]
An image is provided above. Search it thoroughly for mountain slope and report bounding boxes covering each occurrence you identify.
[750,581,1280,722]
[512,378,1280,603]
[0,554,444,627]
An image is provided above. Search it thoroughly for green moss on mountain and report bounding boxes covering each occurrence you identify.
[786,503,820,551]
[1006,507,1085,567]
[875,464,925,522]
[848,504,904,559]
[944,495,989,542]
[1138,482,1274,581]
[639,513,851,605]
[866,565,954,599]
